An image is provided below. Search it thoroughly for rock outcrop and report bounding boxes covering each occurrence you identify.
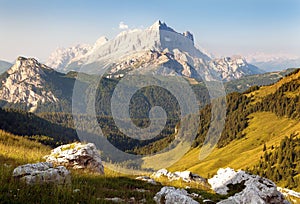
[12,162,70,185]
[152,169,207,185]
[208,168,289,204]
[45,143,104,174]
[153,186,199,204]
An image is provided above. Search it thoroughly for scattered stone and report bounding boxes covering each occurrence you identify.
[208,168,289,204]
[4,163,11,168]
[129,197,136,203]
[135,188,150,193]
[203,199,216,204]
[153,186,199,204]
[104,197,124,203]
[12,162,70,185]
[73,189,80,193]
[190,192,201,198]
[152,169,207,185]
[45,142,104,174]
[136,176,157,185]
[139,198,147,203]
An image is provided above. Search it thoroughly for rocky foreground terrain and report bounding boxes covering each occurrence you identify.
[11,142,300,204]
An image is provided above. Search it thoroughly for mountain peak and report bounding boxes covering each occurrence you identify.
[94,36,109,48]
[11,56,51,75]
[149,20,176,32]
[1,57,59,111]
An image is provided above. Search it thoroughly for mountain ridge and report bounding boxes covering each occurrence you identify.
[46,20,263,81]
[0,56,75,112]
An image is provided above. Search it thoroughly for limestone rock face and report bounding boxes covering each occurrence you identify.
[153,186,199,204]
[208,168,289,204]
[12,162,70,185]
[45,143,104,174]
[0,57,59,112]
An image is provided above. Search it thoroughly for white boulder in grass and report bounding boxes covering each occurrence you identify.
[208,168,289,204]
[13,162,70,185]
[45,142,104,174]
[153,186,199,204]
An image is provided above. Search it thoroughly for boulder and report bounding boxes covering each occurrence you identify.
[208,168,289,204]
[45,142,104,174]
[153,186,199,204]
[13,162,70,185]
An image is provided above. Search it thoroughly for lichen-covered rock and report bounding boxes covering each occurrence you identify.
[154,186,199,204]
[13,162,70,185]
[208,168,289,204]
[45,142,104,174]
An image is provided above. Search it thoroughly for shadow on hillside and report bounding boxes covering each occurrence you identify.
[0,107,78,146]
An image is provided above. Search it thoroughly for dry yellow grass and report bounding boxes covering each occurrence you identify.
[0,130,50,165]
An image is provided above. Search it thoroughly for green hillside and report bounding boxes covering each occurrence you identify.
[169,69,300,191]
[170,112,300,176]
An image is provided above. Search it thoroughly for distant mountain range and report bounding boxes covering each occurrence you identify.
[0,20,297,113]
[46,20,264,82]
[246,53,300,71]
[0,56,293,113]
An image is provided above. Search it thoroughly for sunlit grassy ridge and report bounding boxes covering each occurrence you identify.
[248,69,300,103]
[170,112,300,177]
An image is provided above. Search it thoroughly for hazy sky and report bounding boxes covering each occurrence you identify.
[0,0,300,62]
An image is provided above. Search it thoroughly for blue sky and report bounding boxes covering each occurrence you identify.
[0,0,300,62]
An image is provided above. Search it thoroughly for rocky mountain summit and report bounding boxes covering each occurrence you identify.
[0,57,59,112]
[0,56,76,112]
[47,20,263,81]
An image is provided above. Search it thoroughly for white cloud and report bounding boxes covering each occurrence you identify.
[119,21,129,30]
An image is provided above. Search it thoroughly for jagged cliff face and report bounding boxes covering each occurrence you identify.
[0,57,59,112]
